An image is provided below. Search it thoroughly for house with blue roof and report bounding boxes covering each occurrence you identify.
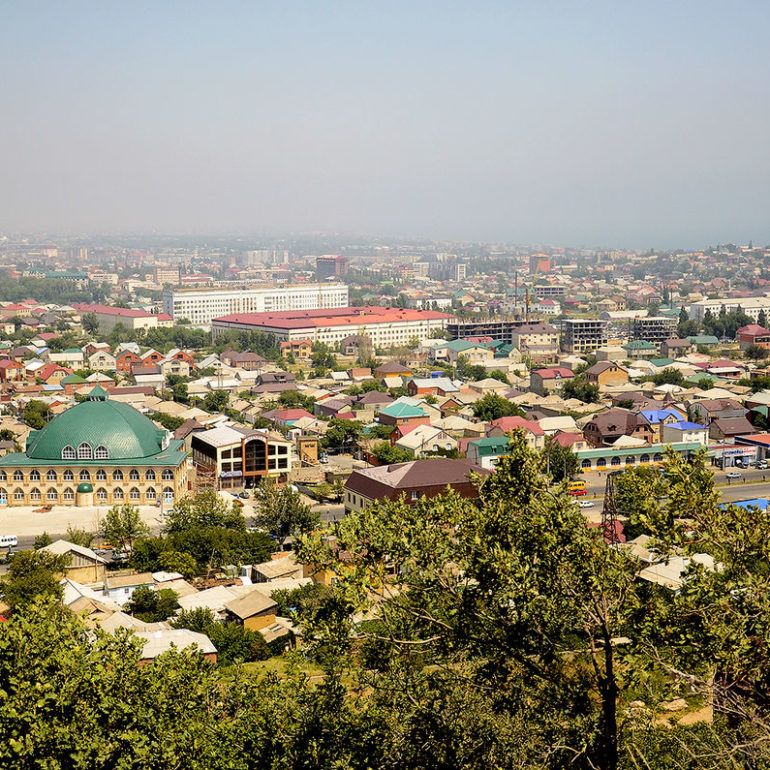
[639,407,687,441]
[661,420,709,446]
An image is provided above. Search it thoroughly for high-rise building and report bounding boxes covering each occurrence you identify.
[153,265,180,286]
[453,262,467,282]
[632,317,678,344]
[316,255,348,281]
[163,283,349,326]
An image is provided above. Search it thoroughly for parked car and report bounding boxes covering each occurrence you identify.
[578,500,595,509]
[758,461,769,470]
[725,471,742,480]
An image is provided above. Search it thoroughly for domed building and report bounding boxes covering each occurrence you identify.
[0,386,188,507]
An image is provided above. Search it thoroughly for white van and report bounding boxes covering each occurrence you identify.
[0,535,18,548]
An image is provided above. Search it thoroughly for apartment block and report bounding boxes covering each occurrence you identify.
[561,318,608,354]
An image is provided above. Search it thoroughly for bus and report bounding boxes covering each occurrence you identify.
[567,480,587,496]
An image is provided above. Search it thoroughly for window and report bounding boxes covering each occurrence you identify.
[94,445,109,459]
[79,470,91,482]
[611,456,621,466]
[63,470,74,482]
[61,445,76,460]
[162,469,173,481]
[12,470,23,482]
[163,487,174,503]
[46,470,57,482]
[0,488,7,504]
[47,488,58,501]
[77,443,93,460]
[145,469,156,481]
[129,469,140,481]
[63,488,74,501]
[29,488,41,501]
[653,453,663,462]
[146,487,156,500]
[96,488,108,501]
[29,469,40,482]
[96,469,106,481]
[129,487,140,500]
[113,470,123,481]
[13,488,24,501]
[113,487,124,500]
[0,472,7,483]
[410,491,420,501]
[640,454,650,464]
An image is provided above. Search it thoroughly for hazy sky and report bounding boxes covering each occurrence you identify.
[2,1,770,248]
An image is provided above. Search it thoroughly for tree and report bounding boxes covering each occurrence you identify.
[158,550,198,578]
[81,312,100,335]
[202,389,229,413]
[648,367,685,386]
[744,344,770,361]
[33,532,52,549]
[298,432,642,769]
[471,392,523,421]
[164,488,246,534]
[323,417,363,453]
[22,400,52,429]
[101,503,149,552]
[65,526,95,548]
[311,342,337,371]
[541,434,579,482]
[126,585,180,622]
[370,441,414,465]
[561,375,601,403]
[1,550,69,611]
[277,390,315,410]
[252,478,319,545]
[759,309,768,328]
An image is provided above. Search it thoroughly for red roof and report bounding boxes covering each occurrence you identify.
[534,367,574,379]
[212,306,452,330]
[274,408,314,421]
[551,431,584,448]
[738,324,770,336]
[489,416,544,436]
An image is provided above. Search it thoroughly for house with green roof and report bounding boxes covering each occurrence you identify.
[623,339,657,359]
[377,401,428,426]
[687,335,720,348]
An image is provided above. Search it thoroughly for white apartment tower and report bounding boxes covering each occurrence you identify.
[162,283,349,325]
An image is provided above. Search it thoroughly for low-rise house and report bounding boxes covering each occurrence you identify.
[709,416,756,442]
[689,398,746,425]
[136,629,217,665]
[374,361,414,379]
[485,416,545,449]
[661,338,694,357]
[41,540,107,584]
[224,591,279,632]
[623,340,657,359]
[221,350,268,370]
[737,324,770,351]
[406,377,460,397]
[344,458,488,513]
[252,372,297,394]
[279,339,313,360]
[104,572,155,605]
[584,361,629,389]
[661,420,709,445]
[444,340,494,366]
[530,367,574,396]
[465,436,515,469]
[583,408,654,447]
[510,323,560,363]
[638,407,687,442]
[377,401,429,427]
[394,424,457,457]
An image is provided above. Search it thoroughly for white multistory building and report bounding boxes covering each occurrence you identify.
[162,283,348,326]
[688,296,770,323]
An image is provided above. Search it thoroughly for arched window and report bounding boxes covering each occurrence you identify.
[129,469,140,481]
[47,488,58,502]
[12,470,23,482]
[163,487,174,504]
[611,456,622,466]
[145,487,156,500]
[94,445,109,460]
[0,488,7,504]
[0,471,7,483]
[46,469,57,482]
[145,469,156,481]
[129,487,140,500]
[113,470,123,481]
[653,453,663,462]
[581,459,592,469]
[96,488,108,501]
[96,469,106,481]
[77,443,93,460]
[626,456,636,466]
[79,470,91,482]
[63,487,74,501]
[29,488,41,502]
[640,454,650,464]
[13,488,24,502]
[63,470,74,482]
[113,487,124,500]
[29,469,40,482]
[161,469,173,481]
[596,458,607,469]
[61,445,76,460]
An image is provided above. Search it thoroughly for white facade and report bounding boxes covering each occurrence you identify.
[689,296,770,322]
[163,283,349,325]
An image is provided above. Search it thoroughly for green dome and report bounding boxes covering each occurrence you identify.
[26,394,167,461]
[76,483,93,493]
